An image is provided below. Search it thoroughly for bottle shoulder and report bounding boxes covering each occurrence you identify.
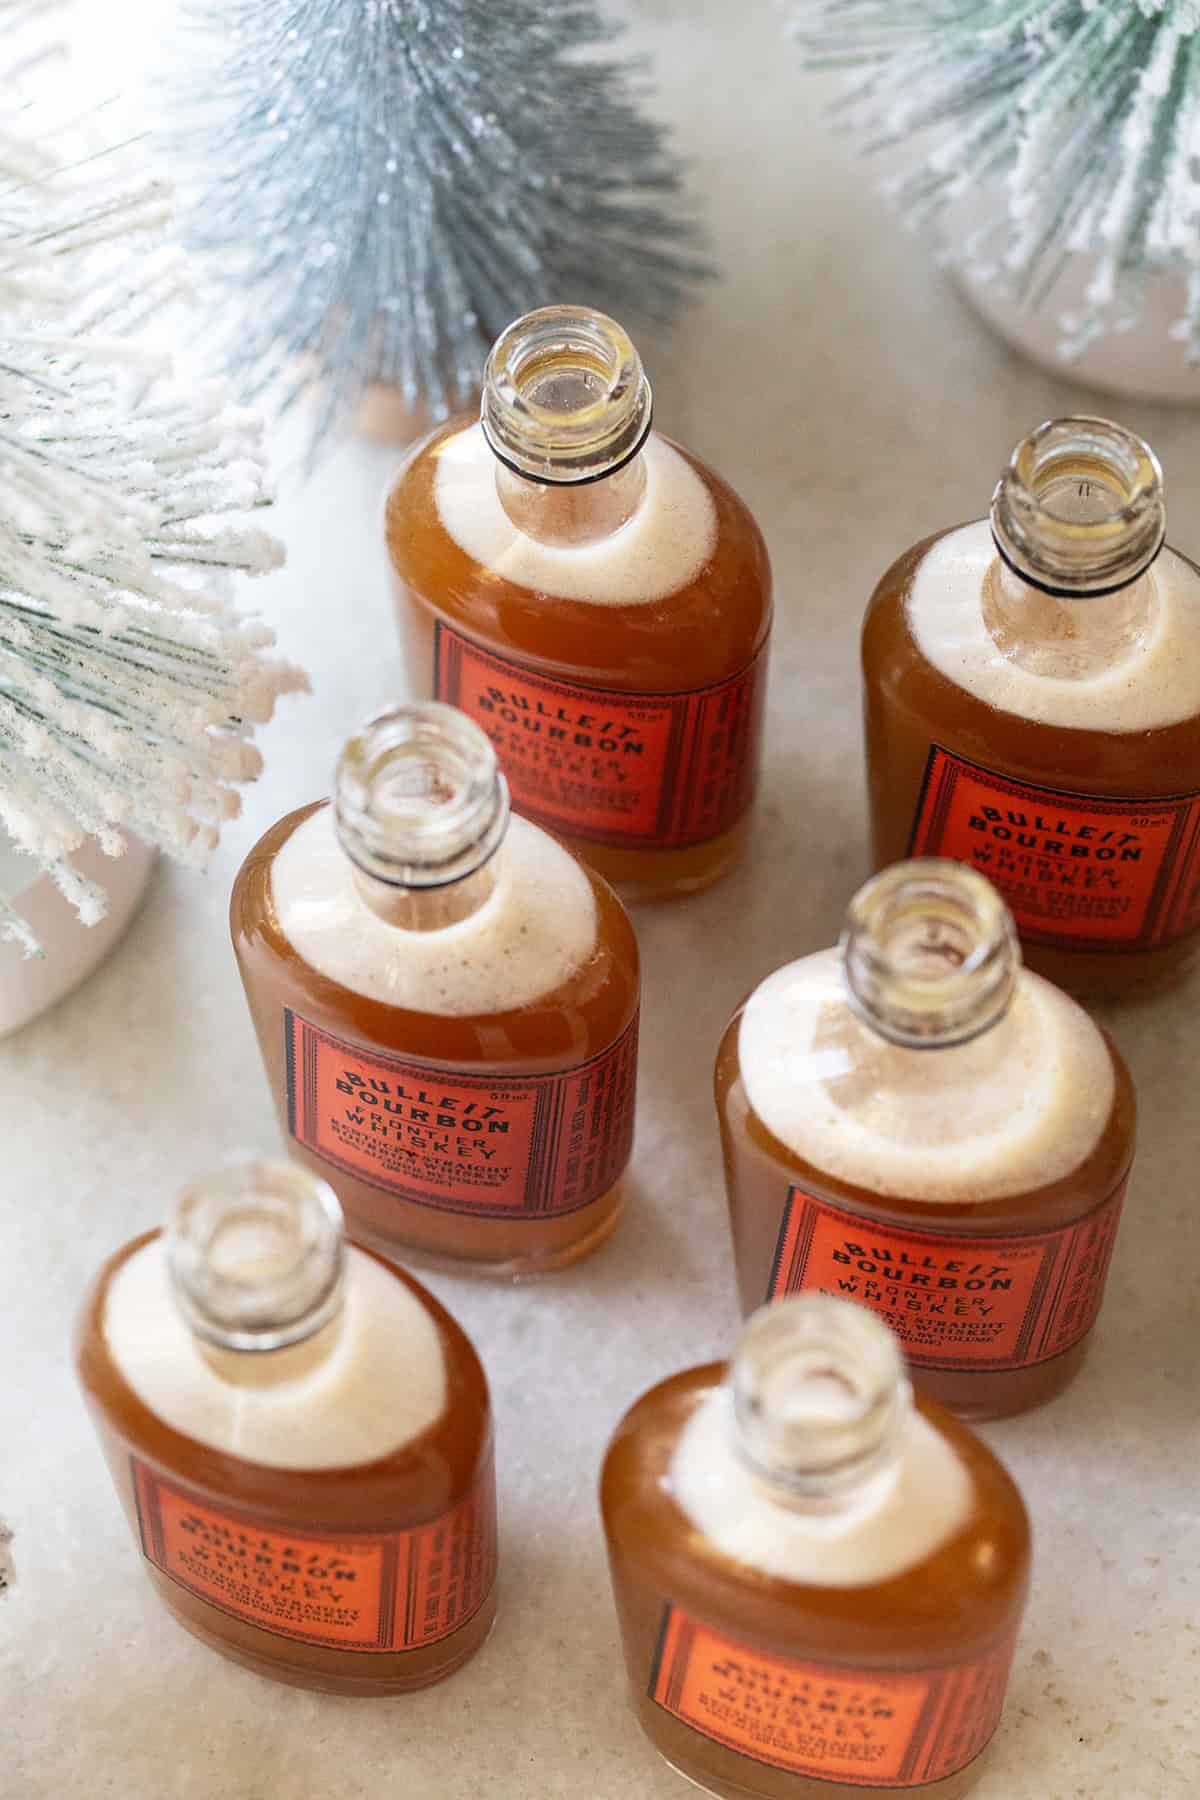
[601,1366,1029,1653]
[862,525,964,638]
[388,422,770,684]
[865,521,1200,747]
[232,800,639,1056]
[665,432,773,594]
[77,1230,491,1519]
[719,958,1134,1215]
[387,413,475,488]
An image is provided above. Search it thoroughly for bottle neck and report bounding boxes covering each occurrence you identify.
[351,858,498,931]
[494,450,647,548]
[197,1311,345,1388]
[168,1161,345,1356]
[730,1297,910,1516]
[335,701,509,934]
[840,859,1020,1050]
[982,554,1157,680]
[480,304,652,545]
[985,414,1165,679]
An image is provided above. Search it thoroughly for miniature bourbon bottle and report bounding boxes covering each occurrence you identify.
[715,860,1135,1419]
[386,304,773,901]
[863,414,1200,998]
[601,1295,1030,1800]
[75,1159,497,1694]
[231,702,639,1275]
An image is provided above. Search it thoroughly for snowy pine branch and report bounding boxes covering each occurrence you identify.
[0,0,305,954]
[791,0,1200,359]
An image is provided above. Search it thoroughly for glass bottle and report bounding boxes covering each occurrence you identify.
[863,414,1200,999]
[715,859,1135,1420]
[386,304,773,902]
[231,702,640,1276]
[75,1159,497,1695]
[601,1295,1031,1800]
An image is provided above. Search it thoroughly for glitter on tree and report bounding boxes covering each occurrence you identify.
[167,0,707,449]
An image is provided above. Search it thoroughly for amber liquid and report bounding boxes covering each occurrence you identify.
[386,422,773,902]
[601,1366,1030,1800]
[715,1013,1136,1420]
[231,801,640,1275]
[862,532,1200,999]
[76,1231,496,1696]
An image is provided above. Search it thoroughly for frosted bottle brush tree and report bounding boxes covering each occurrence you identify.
[167,0,706,449]
[793,0,1200,361]
[0,0,305,954]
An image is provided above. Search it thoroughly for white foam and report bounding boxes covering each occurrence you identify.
[739,949,1113,1203]
[103,1241,447,1471]
[669,1387,970,1587]
[906,521,1200,732]
[271,806,597,1016]
[432,423,717,606]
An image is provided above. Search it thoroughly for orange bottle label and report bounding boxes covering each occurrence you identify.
[768,1183,1127,1371]
[131,1453,496,1652]
[650,1606,1017,1787]
[433,622,767,848]
[909,744,1200,950]
[285,1008,638,1218]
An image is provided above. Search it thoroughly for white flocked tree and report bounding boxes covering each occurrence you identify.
[0,0,305,952]
[794,0,1200,361]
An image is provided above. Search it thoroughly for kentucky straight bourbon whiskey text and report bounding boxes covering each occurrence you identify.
[76,1161,497,1695]
[715,861,1135,1419]
[231,703,640,1275]
[386,305,773,901]
[863,415,1200,997]
[601,1297,1030,1800]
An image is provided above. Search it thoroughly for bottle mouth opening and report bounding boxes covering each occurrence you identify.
[841,859,1019,1049]
[168,1160,345,1352]
[481,304,652,484]
[335,702,510,891]
[991,415,1165,596]
[731,1297,910,1501]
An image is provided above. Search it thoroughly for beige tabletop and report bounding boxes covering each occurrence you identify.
[3,3,1198,1796]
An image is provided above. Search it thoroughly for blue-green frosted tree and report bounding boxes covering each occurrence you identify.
[169,0,704,448]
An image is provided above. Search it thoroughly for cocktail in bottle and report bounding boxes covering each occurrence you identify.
[76,1159,497,1694]
[863,415,1200,997]
[715,860,1135,1419]
[602,1295,1030,1798]
[231,702,640,1275]
[387,305,773,901]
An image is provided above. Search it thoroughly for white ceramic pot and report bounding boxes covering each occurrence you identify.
[960,261,1200,406]
[0,833,155,1038]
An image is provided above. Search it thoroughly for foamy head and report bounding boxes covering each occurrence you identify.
[271,805,597,1016]
[104,1240,447,1470]
[433,423,717,606]
[907,521,1200,732]
[669,1385,970,1587]
[738,948,1114,1202]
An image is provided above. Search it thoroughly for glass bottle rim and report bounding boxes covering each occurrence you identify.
[480,303,653,485]
[730,1296,911,1504]
[840,859,1020,1050]
[167,1158,345,1353]
[335,701,510,892]
[990,415,1165,597]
